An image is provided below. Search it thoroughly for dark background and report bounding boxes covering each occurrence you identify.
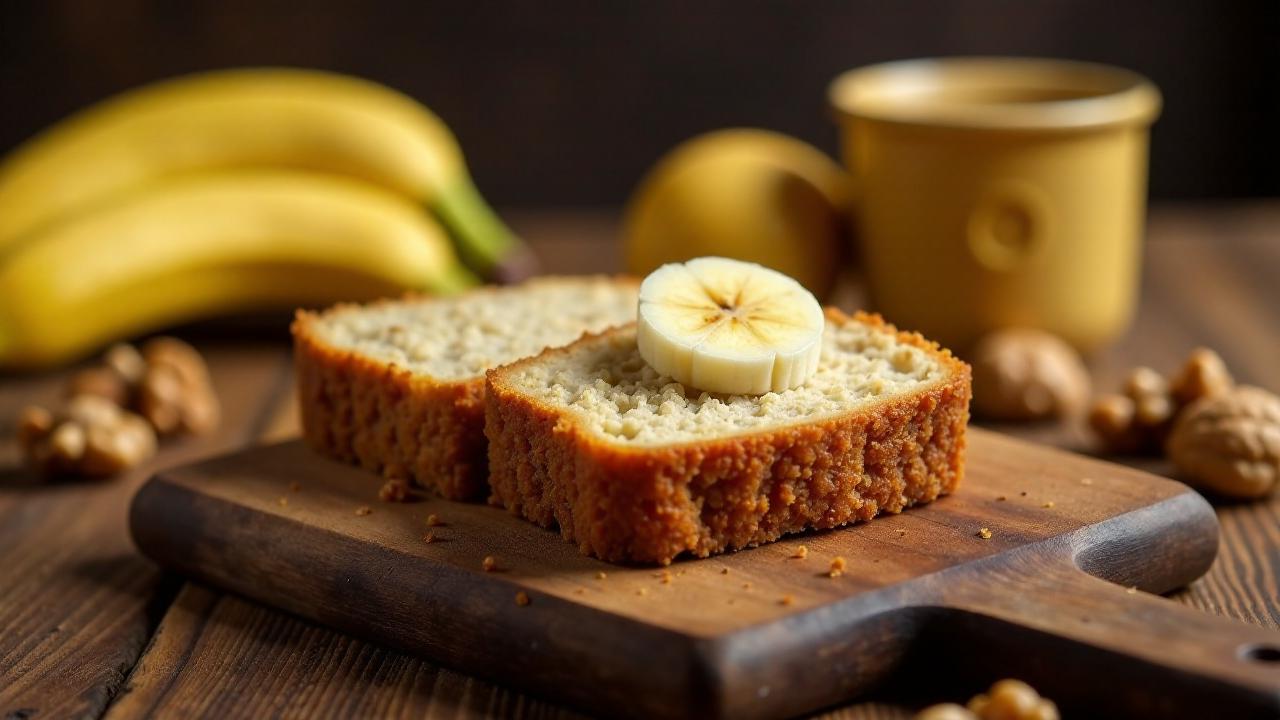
[2,1,1277,206]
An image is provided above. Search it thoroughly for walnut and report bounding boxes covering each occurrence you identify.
[136,338,220,436]
[20,396,156,478]
[142,337,212,388]
[104,342,147,385]
[970,329,1090,421]
[80,412,157,477]
[1124,366,1174,428]
[1090,366,1179,455]
[65,394,125,426]
[137,364,186,434]
[1166,386,1280,499]
[1170,347,1234,407]
[66,366,130,405]
[48,421,88,469]
[1090,347,1244,458]
[13,338,218,477]
[1088,394,1144,455]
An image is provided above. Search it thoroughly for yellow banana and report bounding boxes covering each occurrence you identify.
[0,68,531,280]
[0,170,476,368]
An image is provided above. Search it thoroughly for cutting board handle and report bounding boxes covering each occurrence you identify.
[941,563,1280,718]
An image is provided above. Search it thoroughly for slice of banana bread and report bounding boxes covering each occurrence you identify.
[485,310,971,564]
[293,276,638,500]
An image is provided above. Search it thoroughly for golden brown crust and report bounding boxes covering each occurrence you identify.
[291,276,639,501]
[293,310,488,500]
[485,309,972,565]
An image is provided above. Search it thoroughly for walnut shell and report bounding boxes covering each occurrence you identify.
[970,329,1091,421]
[1167,386,1280,499]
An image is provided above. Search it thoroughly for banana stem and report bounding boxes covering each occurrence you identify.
[430,175,538,283]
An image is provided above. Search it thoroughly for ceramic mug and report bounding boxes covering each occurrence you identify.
[829,57,1161,353]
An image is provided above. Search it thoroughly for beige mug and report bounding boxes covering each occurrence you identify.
[829,57,1161,353]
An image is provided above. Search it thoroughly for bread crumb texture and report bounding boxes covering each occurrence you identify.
[501,311,944,445]
[293,276,637,500]
[307,278,637,380]
[486,310,971,564]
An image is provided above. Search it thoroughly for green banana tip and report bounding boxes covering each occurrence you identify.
[428,262,482,295]
[431,176,536,281]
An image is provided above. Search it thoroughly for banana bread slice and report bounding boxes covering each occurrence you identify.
[485,310,970,564]
[293,276,637,500]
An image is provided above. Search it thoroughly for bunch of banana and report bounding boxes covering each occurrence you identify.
[0,68,532,368]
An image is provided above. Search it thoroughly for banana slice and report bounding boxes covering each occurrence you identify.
[637,257,825,395]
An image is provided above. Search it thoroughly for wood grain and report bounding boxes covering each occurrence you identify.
[1,205,1278,719]
[104,584,586,720]
[127,431,1280,718]
[0,346,292,719]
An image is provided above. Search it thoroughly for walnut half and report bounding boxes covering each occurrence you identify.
[20,395,157,478]
[970,329,1091,421]
[1166,386,1280,499]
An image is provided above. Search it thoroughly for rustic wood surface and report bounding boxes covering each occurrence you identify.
[126,430,1279,718]
[1,203,1278,719]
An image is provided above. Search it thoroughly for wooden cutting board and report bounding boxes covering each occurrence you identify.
[129,429,1280,719]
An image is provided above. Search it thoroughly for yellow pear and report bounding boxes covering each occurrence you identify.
[623,129,851,299]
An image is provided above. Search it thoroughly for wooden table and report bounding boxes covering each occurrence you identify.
[2,204,1278,719]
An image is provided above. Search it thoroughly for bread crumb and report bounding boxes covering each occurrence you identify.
[636,588,648,596]
[996,495,1007,502]
[573,587,585,595]
[482,555,498,572]
[378,478,410,502]
[422,531,436,543]
[277,497,288,507]
[720,568,729,575]
[288,481,300,492]
[596,571,607,580]
[425,513,444,527]
[1126,586,1138,594]
[1042,501,1056,509]
[1081,477,1094,486]
[828,556,847,578]
[741,582,752,590]
[514,591,530,606]
[355,505,372,516]
[1020,491,1028,496]
[791,545,808,559]
[659,570,673,584]
[779,595,795,606]
[977,527,993,540]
